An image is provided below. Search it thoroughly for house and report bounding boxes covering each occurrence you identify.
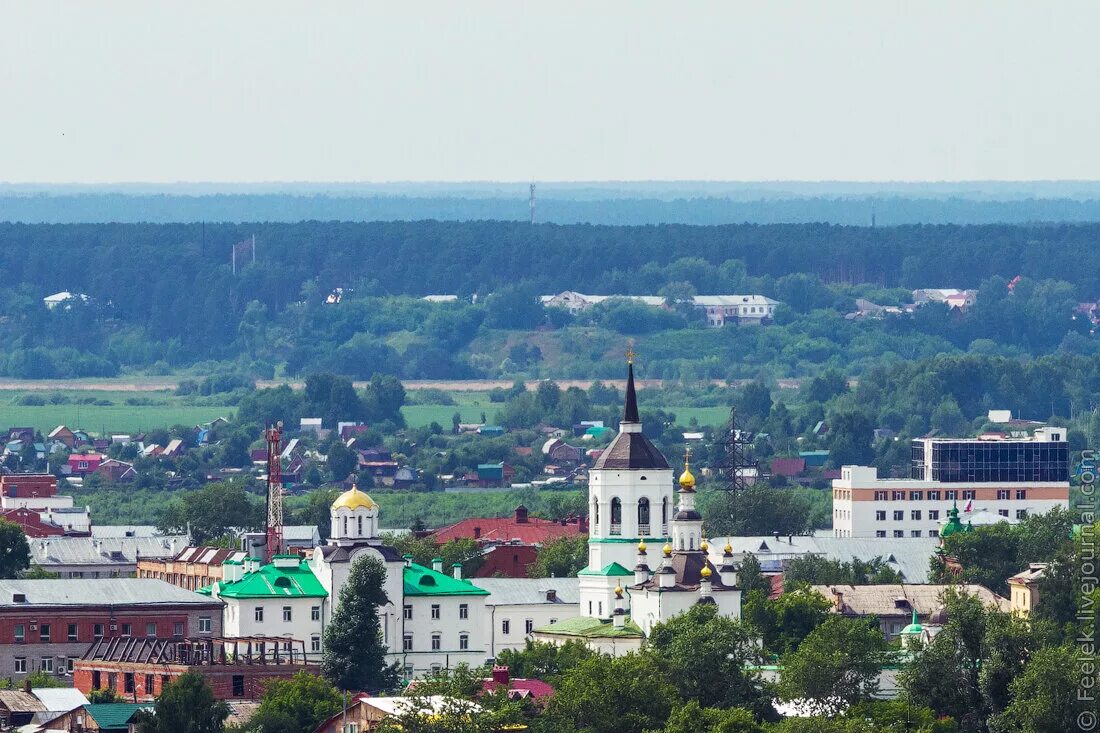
[300,418,323,435]
[798,450,830,467]
[810,583,1008,639]
[470,578,580,656]
[393,467,418,488]
[311,695,483,733]
[432,506,587,545]
[481,665,555,701]
[281,437,302,460]
[912,288,977,312]
[769,457,806,478]
[0,507,66,538]
[0,688,47,729]
[473,543,540,579]
[542,439,585,465]
[30,535,189,578]
[48,425,77,449]
[137,546,248,592]
[95,459,136,483]
[68,453,105,476]
[41,702,151,732]
[43,291,89,310]
[0,474,91,536]
[7,427,35,444]
[1008,563,1047,617]
[161,439,186,458]
[470,462,515,488]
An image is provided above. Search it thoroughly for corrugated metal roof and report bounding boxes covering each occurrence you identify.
[32,687,88,712]
[471,577,579,606]
[809,583,1009,616]
[29,536,188,566]
[89,525,161,538]
[709,535,940,584]
[0,579,222,607]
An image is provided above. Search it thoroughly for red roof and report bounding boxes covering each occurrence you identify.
[481,677,554,700]
[0,508,65,538]
[770,457,806,477]
[431,508,586,545]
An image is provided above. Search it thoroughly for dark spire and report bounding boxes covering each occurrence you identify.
[624,357,640,424]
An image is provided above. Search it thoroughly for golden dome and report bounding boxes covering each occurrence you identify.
[663,543,673,557]
[638,541,647,553]
[332,485,377,511]
[614,584,623,596]
[700,565,712,579]
[724,542,733,554]
[700,540,709,553]
[678,449,696,489]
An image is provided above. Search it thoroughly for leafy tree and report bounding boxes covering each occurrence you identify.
[483,283,544,329]
[542,652,678,733]
[657,701,763,733]
[737,382,772,423]
[778,615,887,715]
[987,644,1086,733]
[493,640,596,685]
[0,519,31,578]
[742,587,831,655]
[527,536,588,578]
[87,687,121,703]
[322,555,400,692]
[133,672,229,733]
[735,554,770,597]
[782,555,902,589]
[362,373,407,425]
[702,486,814,537]
[294,488,340,541]
[826,410,874,467]
[157,481,263,545]
[327,440,357,482]
[247,671,343,733]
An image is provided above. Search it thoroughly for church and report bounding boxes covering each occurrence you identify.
[533,357,741,653]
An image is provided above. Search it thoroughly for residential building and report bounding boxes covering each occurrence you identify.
[431,505,587,545]
[0,474,91,535]
[67,453,105,476]
[470,578,579,657]
[473,543,540,578]
[47,425,77,449]
[39,702,152,733]
[137,546,247,591]
[1008,563,1048,617]
[831,428,1070,539]
[0,579,223,681]
[538,291,780,327]
[312,695,481,733]
[811,583,1008,639]
[30,535,188,578]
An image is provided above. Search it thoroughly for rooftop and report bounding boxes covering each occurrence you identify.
[0,578,221,608]
[471,577,580,606]
[30,535,189,566]
[203,558,328,599]
[810,583,1009,617]
[403,562,489,597]
[535,615,643,638]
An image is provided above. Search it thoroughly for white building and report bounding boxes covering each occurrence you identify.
[470,578,579,658]
[832,429,1070,539]
[538,291,779,327]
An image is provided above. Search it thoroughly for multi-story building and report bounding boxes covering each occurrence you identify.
[831,428,1070,539]
[137,546,248,591]
[469,577,579,657]
[0,474,91,535]
[0,579,223,681]
[538,291,779,326]
[30,535,189,579]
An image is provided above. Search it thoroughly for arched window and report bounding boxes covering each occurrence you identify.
[343,517,348,535]
[591,500,599,527]
[610,498,622,535]
[638,498,650,533]
[357,516,363,535]
[662,497,669,526]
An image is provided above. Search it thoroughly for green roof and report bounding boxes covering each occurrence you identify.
[578,562,634,577]
[403,562,489,597]
[202,559,328,599]
[84,703,152,730]
[535,616,643,638]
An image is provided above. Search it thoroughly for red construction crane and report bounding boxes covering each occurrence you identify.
[265,422,284,563]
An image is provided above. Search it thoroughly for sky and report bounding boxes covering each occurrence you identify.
[1,1,1098,183]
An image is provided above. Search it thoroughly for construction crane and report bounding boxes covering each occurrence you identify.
[265,422,284,562]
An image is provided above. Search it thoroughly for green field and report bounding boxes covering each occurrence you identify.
[0,390,234,434]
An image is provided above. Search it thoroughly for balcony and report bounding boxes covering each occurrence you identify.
[610,523,622,536]
[638,523,650,536]
[661,523,669,535]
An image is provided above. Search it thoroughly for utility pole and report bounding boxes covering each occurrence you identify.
[529,183,536,224]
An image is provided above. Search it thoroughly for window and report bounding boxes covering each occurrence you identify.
[430,664,442,674]
[930,529,939,537]
[928,490,941,500]
[929,510,940,520]
[199,616,212,633]
[39,624,50,642]
[525,619,534,634]
[65,657,74,674]
[459,633,469,650]
[875,511,886,521]
[874,491,888,501]
[911,530,922,537]
[146,622,157,637]
[145,674,155,693]
[431,633,441,651]
[875,530,887,538]
[502,619,511,635]
[999,509,1009,517]
[173,622,183,638]
[893,511,904,521]
[255,607,264,623]
[588,601,593,615]
[909,491,923,500]
[68,624,78,642]
[403,605,413,620]
[311,606,321,621]
[121,623,132,637]
[14,624,24,643]
[232,675,244,697]
[946,490,958,500]
[311,635,321,653]
[403,634,413,652]
[911,510,922,521]
[459,604,468,620]
[610,497,622,534]
[1017,509,1028,519]
[549,618,557,624]
[14,658,25,673]
[283,606,292,622]
[42,657,54,674]
[93,624,104,639]
[997,489,1010,500]
[1016,489,1027,500]
[892,491,905,501]
[893,530,904,538]
[963,490,976,500]
[431,604,440,620]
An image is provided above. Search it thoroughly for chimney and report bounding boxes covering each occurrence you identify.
[452,562,463,580]
[23,678,31,693]
[474,526,482,539]
[545,589,557,602]
[515,506,528,524]
[773,531,780,542]
[432,557,444,573]
[491,665,509,686]
[832,588,844,611]
[403,554,413,569]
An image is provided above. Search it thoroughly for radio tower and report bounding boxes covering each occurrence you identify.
[721,407,758,491]
[529,183,536,224]
[265,422,284,562]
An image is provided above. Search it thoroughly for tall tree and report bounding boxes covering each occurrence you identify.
[0,519,31,578]
[778,616,887,715]
[322,555,399,692]
[132,672,229,733]
[247,671,343,733]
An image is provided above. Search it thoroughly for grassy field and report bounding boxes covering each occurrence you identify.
[0,390,234,434]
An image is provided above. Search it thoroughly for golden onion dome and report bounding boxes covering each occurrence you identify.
[724,541,733,554]
[700,565,712,579]
[700,540,709,553]
[614,584,623,596]
[663,543,673,557]
[679,449,696,489]
[332,485,378,511]
[638,541,647,553]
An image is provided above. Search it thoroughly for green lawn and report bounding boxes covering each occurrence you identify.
[0,391,233,434]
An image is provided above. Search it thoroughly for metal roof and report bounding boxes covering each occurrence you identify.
[0,579,222,607]
[29,536,189,566]
[32,688,88,713]
[471,577,579,606]
[709,535,940,584]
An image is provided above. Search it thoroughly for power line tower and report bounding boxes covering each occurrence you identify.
[529,183,536,224]
[721,407,759,491]
[264,422,284,562]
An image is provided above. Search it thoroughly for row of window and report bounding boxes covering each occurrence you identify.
[869,489,1028,501]
[11,619,209,643]
[876,530,939,538]
[402,633,471,652]
[13,656,75,674]
[403,603,468,621]
[874,508,1028,522]
[253,606,321,623]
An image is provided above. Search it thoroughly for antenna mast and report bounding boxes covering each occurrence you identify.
[722,407,758,491]
[265,422,284,562]
[529,183,536,224]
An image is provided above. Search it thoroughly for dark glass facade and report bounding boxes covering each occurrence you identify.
[910,440,1068,483]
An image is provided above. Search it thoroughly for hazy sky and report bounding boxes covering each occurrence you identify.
[2,1,1098,183]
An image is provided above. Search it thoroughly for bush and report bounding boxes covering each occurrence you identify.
[17,394,45,406]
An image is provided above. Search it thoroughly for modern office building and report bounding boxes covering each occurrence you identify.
[831,428,1070,539]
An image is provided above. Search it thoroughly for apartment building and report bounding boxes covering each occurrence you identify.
[832,428,1070,539]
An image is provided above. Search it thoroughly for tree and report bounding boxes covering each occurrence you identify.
[362,373,407,425]
[527,536,588,578]
[738,382,772,423]
[736,554,770,597]
[742,587,832,655]
[494,640,596,685]
[703,485,814,537]
[327,440,357,482]
[782,555,902,588]
[0,519,31,578]
[295,488,340,541]
[322,555,399,692]
[778,616,887,715]
[157,482,263,545]
[542,652,678,733]
[987,645,1085,733]
[247,671,343,733]
[133,672,229,733]
[657,701,763,733]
